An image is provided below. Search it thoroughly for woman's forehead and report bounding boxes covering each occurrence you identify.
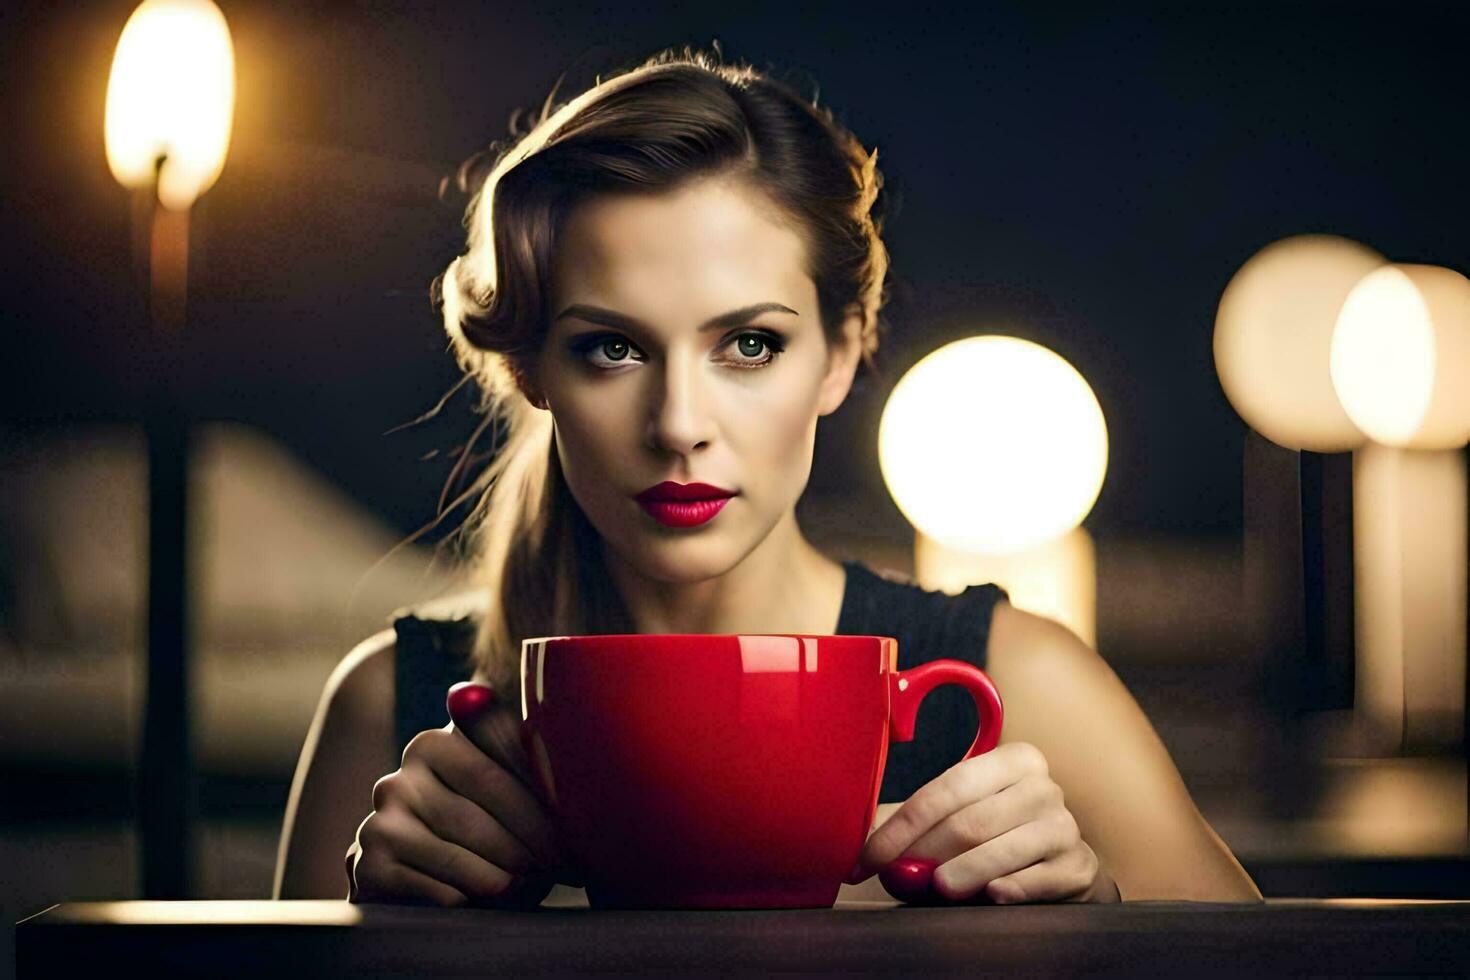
[550,178,813,303]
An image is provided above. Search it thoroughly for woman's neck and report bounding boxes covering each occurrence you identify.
[603,520,845,636]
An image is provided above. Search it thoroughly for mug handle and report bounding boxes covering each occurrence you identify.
[888,658,1003,760]
[879,659,1004,904]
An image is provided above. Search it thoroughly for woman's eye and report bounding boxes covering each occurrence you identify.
[732,332,781,365]
[567,334,642,368]
[572,330,786,370]
[593,336,636,364]
[729,329,787,367]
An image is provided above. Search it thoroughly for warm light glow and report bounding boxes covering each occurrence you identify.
[51,900,363,926]
[916,526,1097,649]
[1315,758,1467,857]
[879,336,1108,556]
[104,0,235,210]
[1214,235,1384,451]
[1351,443,1467,753]
[1331,264,1470,450]
[1330,266,1436,447]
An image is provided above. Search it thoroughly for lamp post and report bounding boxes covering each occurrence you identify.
[879,335,1109,648]
[1216,237,1470,760]
[104,0,235,899]
[1330,263,1470,756]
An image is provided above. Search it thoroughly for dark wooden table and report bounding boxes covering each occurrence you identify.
[16,898,1470,977]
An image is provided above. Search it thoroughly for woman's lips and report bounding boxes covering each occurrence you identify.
[633,481,737,528]
[637,496,733,528]
[635,480,736,502]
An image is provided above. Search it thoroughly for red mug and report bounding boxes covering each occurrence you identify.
[491,633,1001,909]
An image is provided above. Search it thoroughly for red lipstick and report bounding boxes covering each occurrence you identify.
[635,481,737,528]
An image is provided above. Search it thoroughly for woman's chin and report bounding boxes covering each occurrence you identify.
[612,538,740,585]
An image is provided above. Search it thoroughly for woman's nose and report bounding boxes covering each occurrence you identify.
[645,356,715,455]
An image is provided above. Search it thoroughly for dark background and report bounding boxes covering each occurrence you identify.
[7,0,1468,542]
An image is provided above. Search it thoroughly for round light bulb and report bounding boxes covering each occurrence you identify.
[1331,264,1470,450]
[105,0,236,210]
[878,336,1108,556]
[1213,234,1384,451]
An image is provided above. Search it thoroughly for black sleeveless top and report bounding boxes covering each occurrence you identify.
[391,559,1009,804]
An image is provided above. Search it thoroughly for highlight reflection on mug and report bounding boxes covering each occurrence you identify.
[739,636,803,725]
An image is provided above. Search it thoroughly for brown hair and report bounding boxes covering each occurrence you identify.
[422,44,893,693]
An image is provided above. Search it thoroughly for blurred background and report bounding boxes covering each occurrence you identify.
[3,0,1468,966]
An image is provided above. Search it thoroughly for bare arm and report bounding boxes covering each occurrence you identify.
[273,629,400,900]
[984,602,1263,902]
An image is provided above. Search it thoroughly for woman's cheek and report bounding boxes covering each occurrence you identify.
[553,424,620,514]
[770,402,820,487]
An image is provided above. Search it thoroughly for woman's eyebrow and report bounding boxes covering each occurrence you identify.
[552,302,799,333]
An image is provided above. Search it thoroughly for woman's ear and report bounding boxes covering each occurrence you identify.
[816,305,866,417]
[510,357,549,410]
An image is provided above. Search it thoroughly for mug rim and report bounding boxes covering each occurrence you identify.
[524,633,898,643]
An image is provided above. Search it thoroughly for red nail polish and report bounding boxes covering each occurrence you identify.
[447,681,497,728]
[880,856,940,905]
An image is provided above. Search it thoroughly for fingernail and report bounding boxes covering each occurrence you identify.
[446,682,497,728]
[879,856,940,903]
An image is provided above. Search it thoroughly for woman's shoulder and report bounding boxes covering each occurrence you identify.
[325,627,397,720]
[984,596,1099,702]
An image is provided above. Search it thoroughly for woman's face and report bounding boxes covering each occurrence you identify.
[533,175,863,584]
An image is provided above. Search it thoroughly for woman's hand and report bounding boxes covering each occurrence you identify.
[346,683,579,908]
[851,741,1119,904]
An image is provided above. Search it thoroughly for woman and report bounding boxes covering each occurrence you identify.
[273,45,1262,907]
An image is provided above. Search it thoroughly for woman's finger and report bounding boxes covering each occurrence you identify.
[931,817,1063,900]
[860,743,1035,872]
[351,846,471,908]
[900,773,1055,864]
[405,761,541,875]
[982,842,1100,904]
[370,805,519,901]
[446,682,498,730]
[418,732,566,868]
[447,683,538,789]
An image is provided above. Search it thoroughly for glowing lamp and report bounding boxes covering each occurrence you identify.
[1214,235,1384,452]
[104,0,235,898]
[104,0,235,211]
[880,336,1109,646]
[879,336,1107,555]
[1327,263,1470,753]
[1330,264,1470,451]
